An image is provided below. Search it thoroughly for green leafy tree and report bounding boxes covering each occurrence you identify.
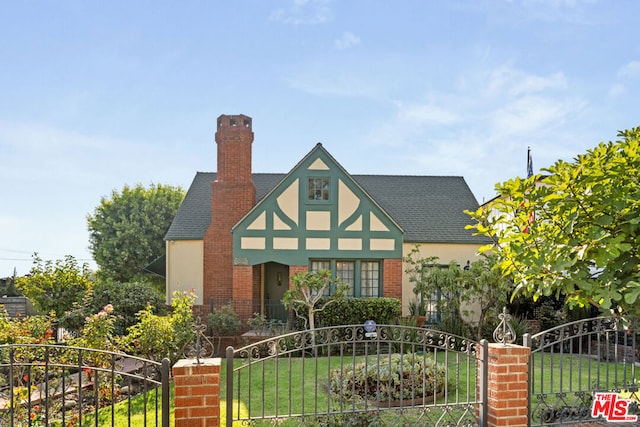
[405,246,511,339]
[87,183,184,282]
[15,254,93,316]
[467,127,640,318]
[282,270,349,331]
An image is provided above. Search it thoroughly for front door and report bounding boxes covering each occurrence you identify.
[264,262,289,322]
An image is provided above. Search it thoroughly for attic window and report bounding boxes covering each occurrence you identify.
[308,177,330,201]
[230,118,237,126]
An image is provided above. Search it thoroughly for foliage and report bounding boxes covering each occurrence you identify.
[87,183,184,283]
[208,303,241,355]
[0,306,55,345]
[209,303,241,336]
[467,127,640,317]
[0,270,20,296]
[316,297,401,327]
[69,304,117,352]
[282,270,349,331]
[433,314,470,338]
[463,254,513,340]
[14,254,93,316]
[119,290,196,363]
[408,297,426,316]
[328,353,447,402]
[404,246,512,340]
[403,246,464,316]
[62,280,167,336]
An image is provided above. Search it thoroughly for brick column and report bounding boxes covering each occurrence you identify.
[486,344,530,427]
[173,358,221,427]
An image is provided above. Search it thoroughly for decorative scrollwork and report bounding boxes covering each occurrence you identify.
[493,306,516,345]
[184,316,214,364]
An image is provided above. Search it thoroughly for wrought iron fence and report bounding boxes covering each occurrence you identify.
[525,316,640,426]
[0,344,170,427]
[226,323,488,426]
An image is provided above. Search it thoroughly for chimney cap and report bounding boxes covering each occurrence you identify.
[217,114,252,130]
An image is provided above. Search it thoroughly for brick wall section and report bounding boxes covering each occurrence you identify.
[288,265,308,287]
[382,258,402,299]
[173,358,222,427]
[485,344,530,427]
[232,265,256,321]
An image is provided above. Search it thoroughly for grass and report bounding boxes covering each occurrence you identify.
[86,350,639,426]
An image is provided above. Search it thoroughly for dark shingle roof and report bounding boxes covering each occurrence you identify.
[165,172,488,244]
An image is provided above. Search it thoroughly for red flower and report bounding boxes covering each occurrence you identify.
[23,374,29,382]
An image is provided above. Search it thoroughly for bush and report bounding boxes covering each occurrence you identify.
[119,291,196,363]
[316,298,401,327]
[208,304,241,355]
[62,280,167,336]
[328,353,447,402]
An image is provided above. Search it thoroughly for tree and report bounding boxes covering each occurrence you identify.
[15,254,93,316]
[464,254,512,340]
[404,246,511,339]
[282,270,349,331]
[467,127,640,318]
[87,183,184,282]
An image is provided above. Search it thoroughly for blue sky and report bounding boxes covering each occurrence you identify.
[1,0,639,277]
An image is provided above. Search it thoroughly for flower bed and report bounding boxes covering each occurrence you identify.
[328,353,448,403]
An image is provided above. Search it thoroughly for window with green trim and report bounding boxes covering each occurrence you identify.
[310,259,380,297]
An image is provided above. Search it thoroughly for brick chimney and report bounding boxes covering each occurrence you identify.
[203,114,257,308]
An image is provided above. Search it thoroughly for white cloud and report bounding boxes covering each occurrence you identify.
[617,60,640,79]
[269,0,333,25]
[334,31,360,50]
[486,67,567,97]
[396,102,459,126]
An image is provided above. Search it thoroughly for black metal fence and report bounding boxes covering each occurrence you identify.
[525,316,639,426]
[0,344,170,427]
[226,324,488,426]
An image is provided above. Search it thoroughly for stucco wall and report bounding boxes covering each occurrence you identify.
[166,240,204,303]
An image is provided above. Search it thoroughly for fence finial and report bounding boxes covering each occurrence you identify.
[184,316,214,364]
[493,306,516,345]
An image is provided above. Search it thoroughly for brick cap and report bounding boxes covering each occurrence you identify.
[487,343,531,355]
[173,358,222,369]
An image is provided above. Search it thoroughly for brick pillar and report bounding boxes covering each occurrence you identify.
[485,343,530,427]
[173,358,221,427]
[233,264,255,321]
[382,258,402,299]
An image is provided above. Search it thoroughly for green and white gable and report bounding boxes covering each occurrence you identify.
[232,144,403,266]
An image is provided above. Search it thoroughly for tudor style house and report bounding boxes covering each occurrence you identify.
[164,114,489,321]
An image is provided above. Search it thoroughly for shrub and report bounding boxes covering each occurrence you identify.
[62,280,167,336]
[119,290,196,363]
[328,353,447,402]
[316,298,401,327]
[208,304,241,355]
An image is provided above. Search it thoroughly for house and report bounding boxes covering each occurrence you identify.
[164,114,490,321]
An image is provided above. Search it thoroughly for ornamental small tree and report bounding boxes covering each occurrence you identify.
[282,270,349,331]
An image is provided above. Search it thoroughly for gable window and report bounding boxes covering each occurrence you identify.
[310,259,380,297]
[308,177,330,201]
